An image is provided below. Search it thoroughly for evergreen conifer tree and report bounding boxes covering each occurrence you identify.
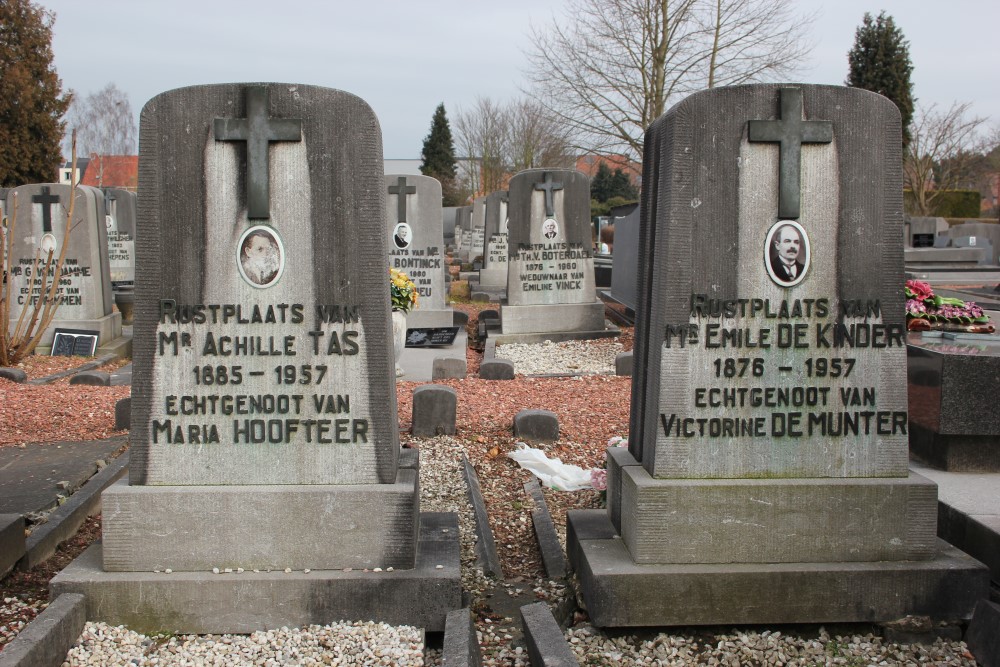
[846,11,914,148]
[420,103,461,206]
[0,0,70,186]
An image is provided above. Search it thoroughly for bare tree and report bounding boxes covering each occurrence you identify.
[523,0,814,159]
[904,102,989,216]
[453,97,508,195]
[63,82,136,158]
[506,99,576,172]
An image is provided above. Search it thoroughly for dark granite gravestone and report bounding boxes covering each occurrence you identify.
[4,184,124,354]
[385,174,452,328]
[51,83,460,634]
[608,206,640,313]
[500,169,607,336]
[478,190,509,293]
[103,188,137,287]
[907,332,1000,471]
[909,217,949,248]
[568,84,988,627]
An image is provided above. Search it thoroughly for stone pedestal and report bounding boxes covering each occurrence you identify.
[500,301,607,335]
[405,308,455,329]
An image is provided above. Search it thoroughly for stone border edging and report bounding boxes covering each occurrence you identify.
[523,481,567,579]
[461,454,503,579]
[0,593,86,667]
[520,602,579,666]
[19,450,129,570]
[26,353,118,385]
[443,607,483,667]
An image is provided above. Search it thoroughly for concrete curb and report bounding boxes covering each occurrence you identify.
[19,451,129,570]
[966,598,1000,667]
[462,455,503,579]
[0,515,26,578]
[26,353,117,385]
[0,593,86,667]
[443,608,483,666]
[524,481,567,579]
[520,602,578,666]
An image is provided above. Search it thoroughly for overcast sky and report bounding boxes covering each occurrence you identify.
[38,0,999,159]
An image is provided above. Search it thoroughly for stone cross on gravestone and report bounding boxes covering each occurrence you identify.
[213,86,302,219]
[388,176,416,223]
[533,172,563,218]
[32,185,60,233]
[104,191,117,218]
[748,87,832,220]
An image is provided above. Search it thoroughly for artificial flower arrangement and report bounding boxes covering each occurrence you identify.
[390,267,418,313]
[905,279,993,332]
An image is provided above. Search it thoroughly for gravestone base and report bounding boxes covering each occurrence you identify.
[499,301,608,335]
[478,267,508,289]
[100,473,420,571]
[909,423,1000,472]
[619,466,938,564]
[405,308,455,329]
[51,512,462,634]
[567,510,989,628]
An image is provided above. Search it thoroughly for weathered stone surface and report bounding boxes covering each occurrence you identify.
[462,456,503,579]
[432,357,467,380]
[0,515,25,578]
[520,602,577,667]
[443,608,483,667]
[0,368,27,383]
[513,409,559,443]
[101,474,419,571]
[606,446,640,535]
[131,83,397,487]
[524,481,567,578]
[51,513,462,634]
[937,504,1000,587]
[479,359,515,381]
[568,510,989,627]
[620,467,938,564]
[609,206,640,312]
[452,310,469,326]
[614,351,633,376]
[0,593,86,667]
[966,599,1000,667]
[411,385,457,437]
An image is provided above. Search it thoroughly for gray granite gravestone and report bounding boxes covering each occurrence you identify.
[4,184,125,354]
[477,190,509,293]
[948,222,1000,265]
[442,206,458,245]
[500,169,607,336]
[103,188,137,287]
[455,205,473,262]
[467,196,486,265]
[386,174,452,327]
[568,84,988,627]
[51,83,460,633]
[909,217,949,248]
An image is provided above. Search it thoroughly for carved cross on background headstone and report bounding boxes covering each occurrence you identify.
[214,86,302,220]
[32,186,60,233]
[748,87,833,220]
[534,173,563,218]
[387,176,416,223]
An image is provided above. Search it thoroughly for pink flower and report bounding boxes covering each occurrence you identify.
[905,280,934,301]
[590,468,608,491]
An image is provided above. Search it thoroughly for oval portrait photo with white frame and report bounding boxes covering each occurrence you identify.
[237,225,284,289]
[393,222,412,250]
[541,218,558,240]
[764,220,809,288]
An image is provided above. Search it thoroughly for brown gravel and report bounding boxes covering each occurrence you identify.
[0,381,130,447]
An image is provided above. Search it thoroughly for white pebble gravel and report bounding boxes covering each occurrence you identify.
[64,620,425,666]
[497,339,622,375]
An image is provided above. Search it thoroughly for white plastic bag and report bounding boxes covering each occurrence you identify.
[508,443,594,491]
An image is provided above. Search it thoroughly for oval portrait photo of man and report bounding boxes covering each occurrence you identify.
[764,220,809,288]
[393,222,412,250]
[237,225,284,288]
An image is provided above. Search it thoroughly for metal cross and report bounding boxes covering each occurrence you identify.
[748,87,833,220]
[387,176,416,223]
[214,86,302,219]
[32,186,60,233]
[533,173,563,218]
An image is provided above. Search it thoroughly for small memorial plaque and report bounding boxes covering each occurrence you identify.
[404,326,460,347]
[51,328,99,356]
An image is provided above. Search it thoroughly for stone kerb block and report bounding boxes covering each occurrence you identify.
[411,384,457,437]
[520,602,578,667]
[0,593,87,667]
[5,183,122,348]
[386,174,452,328]
[114,397,131,430]
[443,608,483,667]
[966,599,1000,667]
[0,368,27,383]
[513,409,559,443]
[0,515,26,579]
[479,359,515,380]
[432,357,467,380]
[69,370,110,386]
[615,351,633,376]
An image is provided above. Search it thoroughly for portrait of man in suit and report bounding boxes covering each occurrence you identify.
[239,226,283,288]
[393,222,412,250]
[766,222,808,286]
